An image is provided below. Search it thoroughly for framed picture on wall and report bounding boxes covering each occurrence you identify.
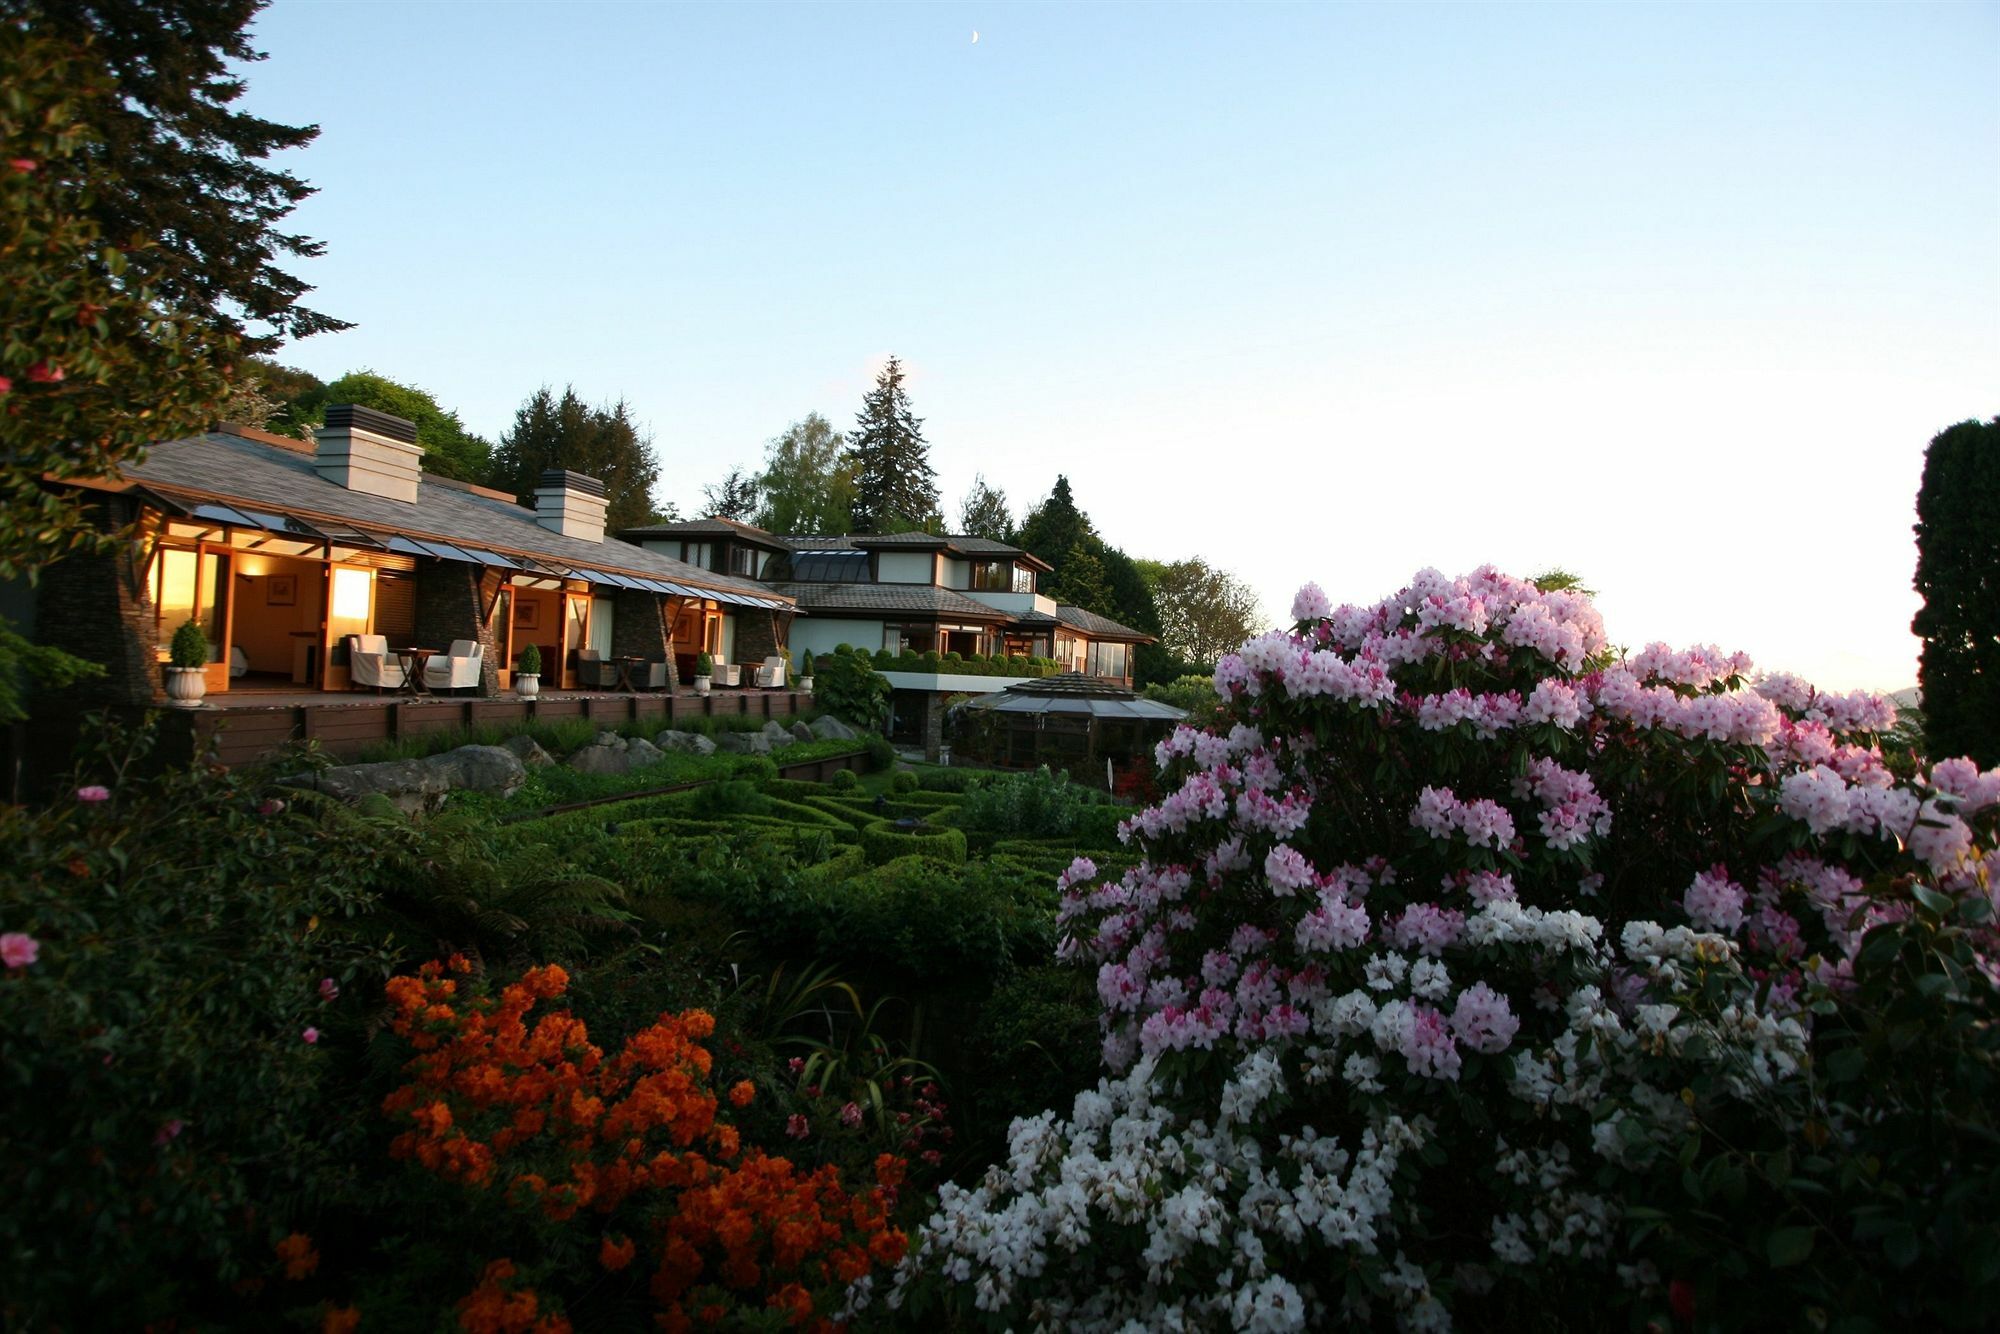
[516,600,540,631]
[267,574,296,607]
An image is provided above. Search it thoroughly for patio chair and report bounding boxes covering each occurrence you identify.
[754,655,787,688]
[575,648,620,689]
[716,663,742,688]
[228,646,249,678]
[347,634,407,692]
[643,659,671,689]
[423,639,484,693]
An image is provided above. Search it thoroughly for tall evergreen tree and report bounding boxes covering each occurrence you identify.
[1913,417,2000,766]
[16,0,347,352]
[957,474,1014,541]
[1016,475,1093,568]
[489,387,662,533]
[753,413,854,535]
[847,356,938,532]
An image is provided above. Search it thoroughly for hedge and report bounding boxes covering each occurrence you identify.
[859,818,967,866]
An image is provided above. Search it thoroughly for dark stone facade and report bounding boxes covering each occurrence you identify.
[733,609,784,674]
[414,562,498,695]
[921,691,947,763]
[611,589,677,689]
[35,498,160,709]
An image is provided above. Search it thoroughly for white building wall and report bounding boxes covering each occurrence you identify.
[877,551,934,583]
[790,617,886,660]
[963,591,1045,615]
[941,558,969,588]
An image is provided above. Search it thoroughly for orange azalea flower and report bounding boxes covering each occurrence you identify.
[275,1232,319,1280]
[599,1234,636,1271]
[728,1080,755,1107]
[321,1305,361,1333]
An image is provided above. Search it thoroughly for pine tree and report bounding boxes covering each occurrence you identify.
[1913,417,2000,766]
[1016,476,1092,568]
[958,474,1014,541]
[489,387,662,533]
[848,356,939,532]
[18,0,347,353]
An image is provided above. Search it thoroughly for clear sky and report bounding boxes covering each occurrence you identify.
[242,1,1997,692]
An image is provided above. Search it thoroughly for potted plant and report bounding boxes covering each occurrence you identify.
[514,642,542,699]
[165,620,209,707]
[694,651,714,697]
[797,649,815,694]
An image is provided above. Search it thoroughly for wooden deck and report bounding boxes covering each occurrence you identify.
[185,687,814,768]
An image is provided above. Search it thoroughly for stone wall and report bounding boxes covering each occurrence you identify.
[35,496,159,708]
[414,562,498,694]
[734,609,781,673]
[611,589,676,688]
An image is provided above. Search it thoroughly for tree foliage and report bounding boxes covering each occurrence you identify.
[701,465,759,523]
[1146,556,1267,664]
[0,21,234,581]
[287,369,492,482]
[489,386,663,532]
[1015,475,1091,571]
[1913,417,2000,766]
[848,356,938,532]
[14,0,347,353]
[753,412,853,536]
[957,473,1014,542]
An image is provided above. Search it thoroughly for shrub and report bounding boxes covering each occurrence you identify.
[865,735,897,770]
[830,768,859,792]
[169,617,207,668]
[817,649,891,730]
[0,723,395,1322]
[798,649,815,678]
[694,650,713,678]
[891,770,918,794]
[516,641,541,676]
[859,818,966,867]
[891,567,2000,1332]
[957,764,1100,837]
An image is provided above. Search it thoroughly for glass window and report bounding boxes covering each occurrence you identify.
[1012,565,1035,594]
[969,561,1010,592]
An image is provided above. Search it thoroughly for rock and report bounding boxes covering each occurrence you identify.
[716,731,772,756]
[790,722,816,745]
[761,720,793,744]
[283,758,448,814]
[810,714,859,741]
[567,737,632,775]
[421,744,527,796]
[501,733,553,767]
[623,737,666,770]
[655,730,717,756]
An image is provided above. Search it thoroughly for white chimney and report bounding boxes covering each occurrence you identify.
[313,404,422,503]
[534,469,609,543]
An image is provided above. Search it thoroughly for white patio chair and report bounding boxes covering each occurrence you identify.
[423,639,484,693]
[347,634,407,692]
[754,655,787,688]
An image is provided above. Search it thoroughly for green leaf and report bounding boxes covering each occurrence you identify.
[1767,1226,1817,1267]
[1824,1046,1866,1083]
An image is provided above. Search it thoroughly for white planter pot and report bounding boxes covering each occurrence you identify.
[694,675,712,697]
[515,672,540,700]
[799,676,814,694]
[164,666,206,708]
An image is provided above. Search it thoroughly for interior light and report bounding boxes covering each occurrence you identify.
[330,567,372,621]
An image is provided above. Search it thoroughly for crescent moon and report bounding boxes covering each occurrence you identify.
[971,30,980,43]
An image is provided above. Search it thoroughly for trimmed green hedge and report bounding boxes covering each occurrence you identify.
[859,818,967,866]
[796,843,868,886]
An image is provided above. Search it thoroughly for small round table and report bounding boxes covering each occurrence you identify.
[398,647,439,696]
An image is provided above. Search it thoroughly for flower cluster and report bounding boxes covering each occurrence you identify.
[891,566,2000,1330]
[382,959,908,1329]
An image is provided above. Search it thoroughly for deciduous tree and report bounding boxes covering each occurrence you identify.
[848,356,938,532]
[957,473,1013,541]
[288,370,491,482]
[701,466,759,522]
[754,412,853,536]
[1913,417,2000,765]
[1147,557,1267,664]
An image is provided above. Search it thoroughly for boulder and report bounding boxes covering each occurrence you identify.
[790,721,816,745]
[284,758,448,814]
[623,737,666,770]
[809,714,859,741]
[568,735,633,775]
[716,731,772,756]
[655,730,717,756]
[761,720,793,745]
[421,744,527,796]
[501,733,553,767]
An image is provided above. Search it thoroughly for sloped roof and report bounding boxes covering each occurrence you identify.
[119,431,782,604]
[620,516,790,548]
[1055,604,1154,642]
[764,582,1010,619]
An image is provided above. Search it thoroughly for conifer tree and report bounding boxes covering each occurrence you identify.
[489,387,662,533]
[1913,417,2000,765]
[701,467,759,522]
[16,0,347,352]
[847,356,939,532]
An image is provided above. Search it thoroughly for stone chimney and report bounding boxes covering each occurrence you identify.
[534,469,608,543]
[313,404,422,503]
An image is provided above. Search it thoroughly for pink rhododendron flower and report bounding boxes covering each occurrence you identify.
[318,977,340,1002]
[2,932,39,968]
[259,798,286,816]
[75,785,110,803]
[301,1027,320,1045]
[154,1119,185,1146]
[1291,582,1332,622]
[785,1114,810,1139]
[24,360,64,384]
[840,1101,863,1129]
